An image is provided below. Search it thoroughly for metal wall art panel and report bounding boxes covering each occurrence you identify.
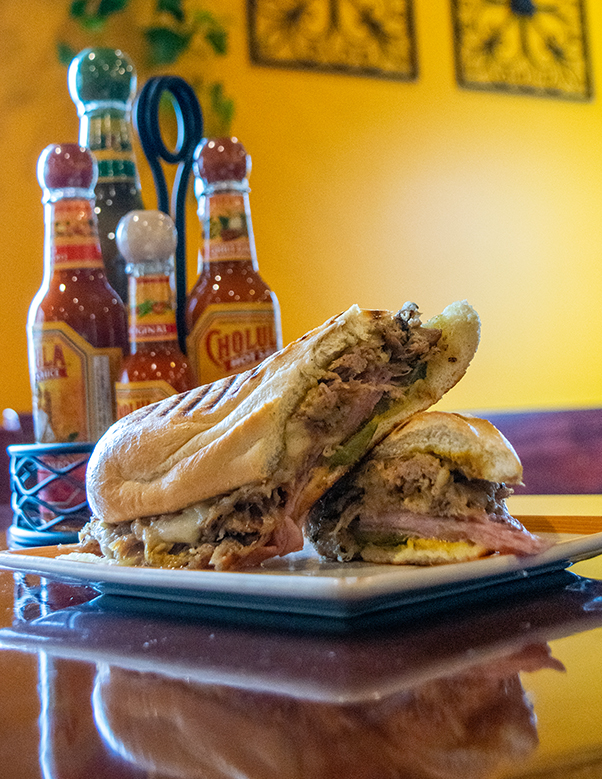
[451,0,592,100]
[248,0,418,80]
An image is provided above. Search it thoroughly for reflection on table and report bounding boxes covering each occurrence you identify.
[92,644,560,779]
[1,497,602,778]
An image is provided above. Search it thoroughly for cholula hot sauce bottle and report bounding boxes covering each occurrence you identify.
[68,48,144,306]
[185,137,282,385]
[115,210,196,419]
[27,144,128,444]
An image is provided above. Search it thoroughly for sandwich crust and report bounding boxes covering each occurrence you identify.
[374,411,523,485]
[307,411,547,565]
[86,302,480,526]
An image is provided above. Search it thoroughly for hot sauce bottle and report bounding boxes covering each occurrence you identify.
[186,137,282,385]
[115,210,196,418]
[27,144,128,444]
[68,48,144,306]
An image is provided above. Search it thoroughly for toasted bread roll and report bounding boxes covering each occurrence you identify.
[81,301,480,570]
[307,411,551,564]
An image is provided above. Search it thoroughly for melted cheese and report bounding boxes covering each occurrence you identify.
[360,537,488,565]
[151,503,212,544]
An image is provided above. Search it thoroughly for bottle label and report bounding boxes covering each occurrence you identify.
[129,275,178,343]
[203,193,252,261]
[30,322,122,443]
[86,114,138,182]
[95,154,137,182]
[52,199,104,269]
[187,303,279,384]
[116,380,178,419]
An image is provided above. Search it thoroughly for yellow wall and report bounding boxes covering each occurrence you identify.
[2,0,602,416]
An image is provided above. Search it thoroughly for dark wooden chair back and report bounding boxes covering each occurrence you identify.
[483,408,602,494]
[3,408,602,504]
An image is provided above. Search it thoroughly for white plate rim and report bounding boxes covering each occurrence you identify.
[1,529,601,612]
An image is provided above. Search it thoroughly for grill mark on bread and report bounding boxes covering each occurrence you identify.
[211,372,250,407]
[222,363,267,396]
[155,393,195,417]
[237,366,264,389]
[298,311,342,342]
[174,385,217,415]
[194,375,241,411]
[223,372,248,395]
[128,406,156,423]
[174,376,245,416]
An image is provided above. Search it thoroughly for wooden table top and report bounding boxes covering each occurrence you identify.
[2,498,602,779]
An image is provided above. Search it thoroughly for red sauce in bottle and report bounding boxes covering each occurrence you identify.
[115,210,196,418]
[185,137,282,385]
[27,144,128,444]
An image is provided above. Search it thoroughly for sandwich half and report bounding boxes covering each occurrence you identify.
[307,411,551,564]
[80,301,480,570]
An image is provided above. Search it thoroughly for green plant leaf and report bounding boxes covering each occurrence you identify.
[69,0,88,19]
[205,26,227,55]
[144,26,191,64]
[156,0,185,23]
[97,0,129,16]
[57,41,78,66]
[190,9,228,55]
[69,0,126,32]
[209,81,235,130]
[82,17,107,32]
[192,9,221,25]
[62,0,235,131]
[71,0,128,21]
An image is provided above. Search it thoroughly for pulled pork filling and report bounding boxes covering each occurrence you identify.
[308,452,550,562]
[80,304,442,570]
[281,303,441,493]
[80,484,291,571]
[293,304,441,459]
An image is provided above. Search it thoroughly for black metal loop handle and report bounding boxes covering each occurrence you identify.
[133,76,204,354]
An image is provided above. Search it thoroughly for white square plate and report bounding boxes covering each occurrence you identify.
[1,516,602,617]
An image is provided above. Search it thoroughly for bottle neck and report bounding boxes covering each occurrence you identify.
[44,197,104,276]
[127,265,179,352]
[197,187,259,273]
[78,106,139,184]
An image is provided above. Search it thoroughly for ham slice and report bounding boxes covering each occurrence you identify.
[239,515,305,567]
[358,510,551,556]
